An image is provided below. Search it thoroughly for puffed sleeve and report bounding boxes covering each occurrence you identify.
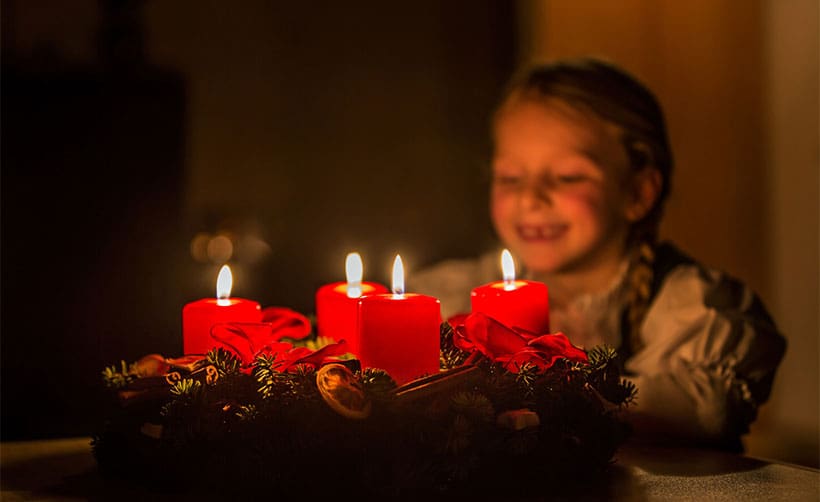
[625,264,786,449]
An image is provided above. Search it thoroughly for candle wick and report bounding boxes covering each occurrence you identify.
[503,278,516,291]
[347,282,362,299]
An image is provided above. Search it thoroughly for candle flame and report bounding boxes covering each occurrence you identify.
[216,265,233,304]
[501,249,516,290]
[392,254,405,296]
[345,252,363,298]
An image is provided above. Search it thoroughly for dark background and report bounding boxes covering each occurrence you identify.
[1,1,515,439]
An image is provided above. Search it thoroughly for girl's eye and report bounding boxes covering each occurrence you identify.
[493,175,522,187]
[556,174,587,183]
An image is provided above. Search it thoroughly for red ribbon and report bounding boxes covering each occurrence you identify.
[449,312,588,373]
[210,306,346,369]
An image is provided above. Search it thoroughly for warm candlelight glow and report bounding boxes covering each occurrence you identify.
[392,255,405,296]
[216,265,232,305]
[472,250,549,334]
[345,252,364,298]
[501,249,516,291]
[358,253,441,384]
[316,254,389,349]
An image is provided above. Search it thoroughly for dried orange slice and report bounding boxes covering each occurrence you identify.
[134,354,170,378]
[316,363,372,419]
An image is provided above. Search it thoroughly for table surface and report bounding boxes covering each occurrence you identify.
[1,436,818,501]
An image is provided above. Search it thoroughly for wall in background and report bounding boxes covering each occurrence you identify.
[140,1,513,313]
[758,0,819,466]
[517,0,819,467]
[1,0,515,439]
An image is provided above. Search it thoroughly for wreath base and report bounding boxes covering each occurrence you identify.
[93,323,635,499]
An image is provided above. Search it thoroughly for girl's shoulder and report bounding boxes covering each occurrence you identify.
[650,242,696,293]
[649,241,778,331]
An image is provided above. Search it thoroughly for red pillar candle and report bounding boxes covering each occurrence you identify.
[470,249,549,334]
[358,255,442,385]
[183,265,262,355]
[315,252,388,352]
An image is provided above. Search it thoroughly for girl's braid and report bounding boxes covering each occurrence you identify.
[624,241,655,354]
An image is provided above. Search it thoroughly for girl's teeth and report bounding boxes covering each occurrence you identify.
[520,225,564,239]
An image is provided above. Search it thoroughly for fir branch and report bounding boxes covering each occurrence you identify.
[102,360,136,389]
[439,322,469,369]
[253,353,288,400]
[586,346,618,370]
[286,364,320,402]
[235,404,259,422]
[206,348,242,376]
[170,378,202,397]
[611,378,638,407]
[450,391,494,424]
[479,361,523,411]
[583,346,636,406]
[360,368,397,404]
[514,363,539,401]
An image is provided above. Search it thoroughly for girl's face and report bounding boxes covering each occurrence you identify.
[491,98,638,277]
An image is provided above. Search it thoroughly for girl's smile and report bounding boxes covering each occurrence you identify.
[516,223,569,242]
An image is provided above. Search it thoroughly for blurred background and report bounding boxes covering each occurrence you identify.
[2,0,817,468]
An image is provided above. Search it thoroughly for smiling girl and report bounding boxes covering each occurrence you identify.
[411,58,785,451]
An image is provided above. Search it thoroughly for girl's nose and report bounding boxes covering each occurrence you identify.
[520,179,553,210]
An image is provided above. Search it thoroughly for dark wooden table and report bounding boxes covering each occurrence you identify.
[1,436,818,501]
